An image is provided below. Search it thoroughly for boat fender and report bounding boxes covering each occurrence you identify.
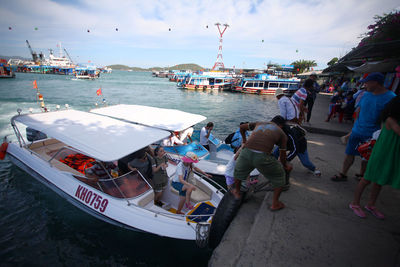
[218,85,222,89]
[203,86,207,90]
[195,85,199,89]
[0,142,8,160]
[257,90,261,95]
[210,85,214,89]
[208,191,243,249]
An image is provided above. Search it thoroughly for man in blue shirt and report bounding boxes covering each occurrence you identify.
[332,73,396,181]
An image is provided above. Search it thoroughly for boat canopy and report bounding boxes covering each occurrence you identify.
[13,110,170,161]
[91,104,206,132]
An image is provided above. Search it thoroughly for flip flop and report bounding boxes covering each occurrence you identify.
[349,203,366,218]
[331,173,348,182]
[364,205,385,219]
[270,202,285,211]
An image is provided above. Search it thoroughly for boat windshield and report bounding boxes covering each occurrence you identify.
[74,171,151,199]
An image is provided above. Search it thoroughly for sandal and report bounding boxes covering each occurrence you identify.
[349,203,366,218]
[364,205,385,219]
[270,202,285,211]
[331,173,347,182]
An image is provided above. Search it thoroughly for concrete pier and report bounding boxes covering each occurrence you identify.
[209,93,400,266]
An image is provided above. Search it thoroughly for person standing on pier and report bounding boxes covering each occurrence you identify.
[231,121,292,211]
[305,73,320,123]
[291,79,314,124]
[331,73,396,182]
[349,95,400,219]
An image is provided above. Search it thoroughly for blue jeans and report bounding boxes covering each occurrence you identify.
[273,147,316,172]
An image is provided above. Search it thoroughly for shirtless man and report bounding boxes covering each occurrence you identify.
[232,121,292,211]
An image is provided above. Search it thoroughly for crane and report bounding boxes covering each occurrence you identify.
[26,40,38,63]
[64,48,74,65]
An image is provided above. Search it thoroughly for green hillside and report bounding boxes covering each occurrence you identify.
[107,63,204,71]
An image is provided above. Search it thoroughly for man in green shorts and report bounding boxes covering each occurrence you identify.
[232,121,292,211]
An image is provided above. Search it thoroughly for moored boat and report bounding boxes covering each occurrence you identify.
[0,59,16,78]
[2,109,224,241]
[178,72,235,90]
[233,74,300,95]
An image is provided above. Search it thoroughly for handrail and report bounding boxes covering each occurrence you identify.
[193,170,227,194]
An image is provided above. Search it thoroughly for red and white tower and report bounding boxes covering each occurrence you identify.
[212,23,229,71]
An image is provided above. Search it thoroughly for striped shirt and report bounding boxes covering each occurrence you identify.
[291,87,308,107]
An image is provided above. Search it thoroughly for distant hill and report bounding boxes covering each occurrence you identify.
[107,63,204,71]
[0,55,30,61]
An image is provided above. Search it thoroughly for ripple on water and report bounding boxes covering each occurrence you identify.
[0,71,281,265]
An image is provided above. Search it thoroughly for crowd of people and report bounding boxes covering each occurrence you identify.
[84,71,399,219]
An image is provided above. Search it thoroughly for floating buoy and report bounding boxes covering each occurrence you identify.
[168,28,171,31]
[34,27,38,30]
[206,25,208,28]
[87,29,90,33]
[116,28,118,31]
[0,142,8,160]
[8,27,12,30]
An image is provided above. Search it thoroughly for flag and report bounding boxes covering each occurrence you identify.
[33,80,38,89]
[96,88,102,96]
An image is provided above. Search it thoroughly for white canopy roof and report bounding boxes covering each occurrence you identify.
[91,104,207,132]
[14,110,170,161]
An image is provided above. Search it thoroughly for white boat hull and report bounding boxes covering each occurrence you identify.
[6,142,222,240]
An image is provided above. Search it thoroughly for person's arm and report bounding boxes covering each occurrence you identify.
[386,117,400,136]
[172,135,184,145]
[127,162,137,172]
[194,166,212,178]
[205,128,211,139]
[278,134,288,167]
[240,122,255,144]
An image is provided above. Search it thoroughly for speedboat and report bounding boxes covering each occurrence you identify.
[90,104,258,177]
[3,109,224,241]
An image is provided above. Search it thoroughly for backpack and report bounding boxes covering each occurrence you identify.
[224,132,236,144]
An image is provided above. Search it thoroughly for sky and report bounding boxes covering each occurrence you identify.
[0,0,399,69]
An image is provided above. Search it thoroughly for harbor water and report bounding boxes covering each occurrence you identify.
[0,71,278,266]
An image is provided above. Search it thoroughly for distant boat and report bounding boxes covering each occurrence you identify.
[74,66,100,79]
[233,74,300,95]
[0,59,16,78]
[178,72,236,91]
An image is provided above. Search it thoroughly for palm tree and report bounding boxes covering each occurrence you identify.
[291,60,317,73]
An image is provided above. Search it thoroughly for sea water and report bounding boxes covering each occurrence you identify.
[0,71,278,266]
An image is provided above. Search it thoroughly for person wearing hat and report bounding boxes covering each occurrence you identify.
[275,88,300,124]
[331,72,396,182]
[171,151,212,214]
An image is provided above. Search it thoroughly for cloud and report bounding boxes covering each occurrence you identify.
[1,0,399,68]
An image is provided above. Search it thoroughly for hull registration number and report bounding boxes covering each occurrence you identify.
[75,185,108,213]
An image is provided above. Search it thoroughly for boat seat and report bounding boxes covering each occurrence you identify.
[170,179,211,203]
[137,191,154,207]
[29,144,82,175]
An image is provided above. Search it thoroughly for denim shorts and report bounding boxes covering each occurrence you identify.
[171,181,186,196]
[345,132,370,156]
